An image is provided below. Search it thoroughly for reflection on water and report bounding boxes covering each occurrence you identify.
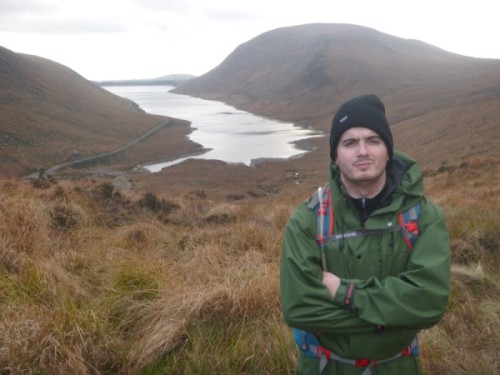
[104,85,322,172]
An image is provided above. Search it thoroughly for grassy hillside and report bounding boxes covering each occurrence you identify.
[0,46,199,177]
[174,23,500,171]
[1,155,498,374]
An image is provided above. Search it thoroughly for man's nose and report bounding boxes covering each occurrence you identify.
[357,141,368,155]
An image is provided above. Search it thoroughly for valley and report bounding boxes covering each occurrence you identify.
[1,24,499,374]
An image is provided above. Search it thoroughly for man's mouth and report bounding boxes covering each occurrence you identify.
[354,160,372,169]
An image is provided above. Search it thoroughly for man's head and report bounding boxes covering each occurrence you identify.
[329,94,393,161]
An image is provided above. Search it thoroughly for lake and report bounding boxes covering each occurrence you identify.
[103,85,322,172]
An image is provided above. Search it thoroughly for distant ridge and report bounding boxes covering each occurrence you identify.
[173,23,500,168]
[96,74,196,87]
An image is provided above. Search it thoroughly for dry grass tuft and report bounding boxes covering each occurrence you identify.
[420,156,500,374]
[1,155,499,374]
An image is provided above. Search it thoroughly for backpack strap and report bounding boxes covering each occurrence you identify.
[307,183,333,270]
[293,328,419,374]
[399,202,421,251]
[308,184,421,253]
[307,183,334,241]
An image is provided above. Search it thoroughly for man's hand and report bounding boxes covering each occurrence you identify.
[322,272,341,298]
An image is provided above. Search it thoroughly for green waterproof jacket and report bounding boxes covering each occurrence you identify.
[280,151,450,374]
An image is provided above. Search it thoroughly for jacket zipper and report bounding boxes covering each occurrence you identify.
[361,198,367,234]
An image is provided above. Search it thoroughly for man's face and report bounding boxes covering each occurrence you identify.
[335,127,389,188]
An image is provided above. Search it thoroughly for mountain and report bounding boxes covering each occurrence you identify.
[174,23,500,169]
[0,46,195,177]
[2,24,499,180]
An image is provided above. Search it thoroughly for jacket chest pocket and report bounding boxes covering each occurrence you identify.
[325,234,410,279]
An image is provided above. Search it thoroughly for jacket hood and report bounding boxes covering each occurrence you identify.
[390,150,425,203]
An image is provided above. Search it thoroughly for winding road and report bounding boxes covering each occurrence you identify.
[30,118,171,177]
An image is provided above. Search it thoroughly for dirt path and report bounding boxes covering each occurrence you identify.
[29,118,171,177]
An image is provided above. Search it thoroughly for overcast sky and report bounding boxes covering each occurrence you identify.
[1,0,499,81]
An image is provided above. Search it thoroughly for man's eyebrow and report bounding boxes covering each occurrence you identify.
[340,135,382,142]
[340,137,359,143]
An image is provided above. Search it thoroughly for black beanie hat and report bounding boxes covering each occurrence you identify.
[329,94,393,160]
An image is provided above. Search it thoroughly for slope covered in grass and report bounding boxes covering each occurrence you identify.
[1,155,499,374]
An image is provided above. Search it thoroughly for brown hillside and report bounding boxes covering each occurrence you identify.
[0,46,199,178]
[174,23,500,170]
[1,26,499,374]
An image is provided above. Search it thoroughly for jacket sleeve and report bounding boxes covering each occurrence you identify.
[342,199,451,329]
[280,202,374,334]
[280,199,451,334]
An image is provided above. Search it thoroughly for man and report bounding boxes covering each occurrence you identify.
[280,94,450,374]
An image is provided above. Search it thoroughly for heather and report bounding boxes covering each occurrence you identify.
[1,156,499,374]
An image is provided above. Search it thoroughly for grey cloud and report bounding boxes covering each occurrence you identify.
[0,0,126,34]
[203,8,258,23]
[0,16,129,34]
[131,0,192,14]
[0,0,59,15]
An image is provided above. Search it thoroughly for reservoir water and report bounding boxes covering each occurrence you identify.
[104,85,321,172]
